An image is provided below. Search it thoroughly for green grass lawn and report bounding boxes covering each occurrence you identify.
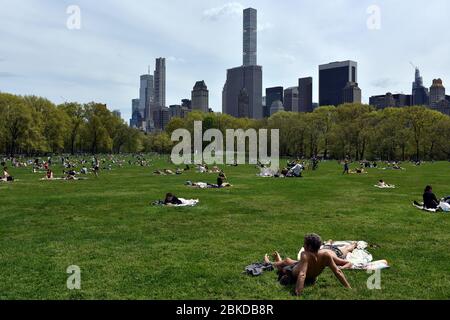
[1,157,449,300]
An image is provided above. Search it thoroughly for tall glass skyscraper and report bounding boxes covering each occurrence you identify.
[243,8,257,66]
[154,57,166,108]
[223,7,262,119]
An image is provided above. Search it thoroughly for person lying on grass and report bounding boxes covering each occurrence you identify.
[377,180,394,188]
[264,234,355,296]
[164,193,183,206]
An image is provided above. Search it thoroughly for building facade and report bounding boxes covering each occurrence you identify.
[270,100,284,116]
[369,93,412,109]
[298,77,313,113]
[139,74,154,123]
[154,58,166,109]
[319,61,358,106]
[429,79,446,107]
[191,81,209,112]
[265,87,284,117]
[283,87,299,112]
[342,82,362,104]
[412,67,429,106]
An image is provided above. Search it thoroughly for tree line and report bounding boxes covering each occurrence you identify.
[165,103,450,162]
[1,92,449,161]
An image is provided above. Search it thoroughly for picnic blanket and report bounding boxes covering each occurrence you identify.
[298,241,390,271]
[413,202,450,213]
[152,199,200,207]
[374,185,396,189]
[258,168,275,177]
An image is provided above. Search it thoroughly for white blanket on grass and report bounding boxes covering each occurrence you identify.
[174,199,199,207]
[298,241,389,270]
[374,185,396,189]
[413,202,450,213]
[258,168,275,177]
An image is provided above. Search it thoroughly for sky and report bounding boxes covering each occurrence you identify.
[1,0,450,121]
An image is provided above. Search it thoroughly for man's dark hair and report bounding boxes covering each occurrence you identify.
[304,234,322,253]
[425,186,433,193]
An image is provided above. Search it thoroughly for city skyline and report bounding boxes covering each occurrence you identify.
[1,1,450,121]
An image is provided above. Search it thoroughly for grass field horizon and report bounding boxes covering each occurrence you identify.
[1,157,449,300]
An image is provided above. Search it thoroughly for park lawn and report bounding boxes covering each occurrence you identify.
[0,158,449,300]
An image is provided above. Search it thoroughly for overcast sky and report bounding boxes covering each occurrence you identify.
[1,0,450,121]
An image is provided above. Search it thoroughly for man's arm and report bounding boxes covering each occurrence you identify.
[295,253,309,296]
[327,253,352,288]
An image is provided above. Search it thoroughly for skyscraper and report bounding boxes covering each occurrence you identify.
[222,7,263,119]
[283,87,299,112]
[139,73,154,125]
[319,61,358,106]
[342,82,362,104]
[298,77,313,113]
[191,81,209,112]
[429,79,446,107]
[223,65,263,118]
[243,8,257,66]
[412,67,429,106]
[154,58,166,109]
[265,87,284,117]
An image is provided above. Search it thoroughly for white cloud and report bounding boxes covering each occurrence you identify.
[167,56,186,63]
[202,2,244,21]
[258,22,273,32]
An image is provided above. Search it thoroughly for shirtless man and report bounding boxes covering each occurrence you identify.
[265,234,356,296]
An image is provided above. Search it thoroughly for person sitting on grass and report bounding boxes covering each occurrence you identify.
[264,234,354,296]
[415,185,440,210]
[2,167,13,182]
[164,193,183,206]
[217,171,231,188]
[44,169,54,180]
[64,170,77,180]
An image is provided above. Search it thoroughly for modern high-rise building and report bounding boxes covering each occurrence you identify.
[154,58,166,109]
[412,67,429,106]
[342,82,362,104]
[130,98,141,128]
[298,77,313,113]
[319,61,358,106]
[265,87,284,117]
[222,8,263,119]
[243,8,257,66]
[223,65,263,118]
[152,106,170,131]
[191,81,209,112]
[139,73,154,121]
[284,87,299,112]
[429,79,446,107]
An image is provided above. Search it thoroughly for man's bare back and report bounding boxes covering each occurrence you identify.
[266,235,355,296]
